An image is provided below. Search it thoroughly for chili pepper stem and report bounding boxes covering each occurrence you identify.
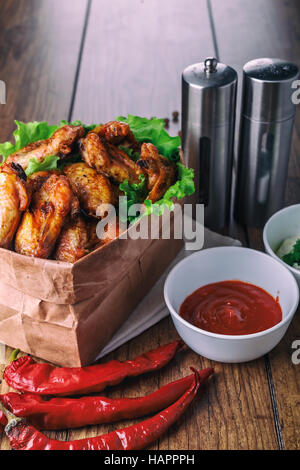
[9,349,20,364]
[0,402,23,434]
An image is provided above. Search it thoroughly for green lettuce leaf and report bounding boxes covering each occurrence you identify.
[115,115,194,221]
[119,175,148,223]
[118,145,140,162]
[144,163,195,217]
[26,155,60,177]
[120,163,195,222]
[0,117,195,224]
[0,121,59,161]
[116,115,181,161]
[0,120,96,173]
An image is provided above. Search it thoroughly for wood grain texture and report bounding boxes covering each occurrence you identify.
[0,323,279,449]
[0,0,88,142]
[0,0,89,450]
[72,0,215,136]
[0,0,298,451]
[210,0,300,178]
[210,0,300,449]
[70,0,277,449]
[0,318,278,450]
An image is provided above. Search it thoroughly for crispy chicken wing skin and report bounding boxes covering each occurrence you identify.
[92,121,140,149]
[55,215,126,263]
[27,170,61,194]
[89,217,124,249]
[0,163,30,249]
[63,162,117,218]
[137,143,176,202]
[6,125,84,170]
[55,215,89,263]
[80,132,142,184]
[28,169,81,218]
[15,174,74,258]
[97,217,123,245]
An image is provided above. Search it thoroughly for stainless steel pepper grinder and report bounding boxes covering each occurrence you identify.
[182,58,238,230]
[235,58,299,227]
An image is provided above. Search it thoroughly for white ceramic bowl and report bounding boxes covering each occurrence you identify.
[164,247,299,363]
[263,204,300,287]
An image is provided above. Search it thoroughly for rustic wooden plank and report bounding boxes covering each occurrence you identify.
[71,0,215,137]
[68,0,223,449]
[0,0,277,451]
[1,321,278,450]
[210,0,300,177]
[0,0,88,140]
[61,317,277,450]
[247,226,300,450]
[248,188,300,451]
[210,0,300,449]
[0,0,89,450]
[69,0,277,450]
[0,0,291,451]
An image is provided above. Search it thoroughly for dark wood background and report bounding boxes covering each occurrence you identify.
[0,0,299,450]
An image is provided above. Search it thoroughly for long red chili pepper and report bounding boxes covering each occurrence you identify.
[0,410,6,432]
[4,340,183,397]
[1,368,204,450]
[0,368,213,430]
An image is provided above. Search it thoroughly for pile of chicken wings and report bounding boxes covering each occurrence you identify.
[0,121,176,263]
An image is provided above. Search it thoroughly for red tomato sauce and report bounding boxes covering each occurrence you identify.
[179,280,282,335]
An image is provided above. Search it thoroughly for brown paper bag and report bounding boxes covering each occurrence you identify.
[0,209,183,366]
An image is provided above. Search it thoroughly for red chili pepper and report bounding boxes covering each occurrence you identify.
[4,340,183,397]
[1,368,206,450]
[0,368,213,430]
[0,410,7,433]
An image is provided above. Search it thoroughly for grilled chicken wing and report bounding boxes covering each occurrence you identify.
[89,217,124,248]
[15,174,74,258]
[80,132,142,184]
[97,217,124,245]
[55,214,126,263]
[63,162,117,218]
[6,125,84,170]
[27,170,61,194]
[137,143,176,202]
[92,121,140,150]
[0,163,30,249]
[55,215,89,263]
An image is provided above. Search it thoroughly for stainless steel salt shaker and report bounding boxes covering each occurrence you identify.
[182,58,237,230]
[235,58,299,227]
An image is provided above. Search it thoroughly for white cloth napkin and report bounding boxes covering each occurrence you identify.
[97,228,242,359]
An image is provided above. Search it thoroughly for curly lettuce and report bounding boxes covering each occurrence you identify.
[0,121,59,161]
[0,116,195,222]
[116,115,181,161]
[0,120,96,174]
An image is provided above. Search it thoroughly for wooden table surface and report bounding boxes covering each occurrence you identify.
[0,0,299,450]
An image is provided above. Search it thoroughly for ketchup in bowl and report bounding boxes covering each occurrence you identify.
[179,280,282,335]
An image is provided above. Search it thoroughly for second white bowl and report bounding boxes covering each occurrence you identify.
[263,204,300,287]
[164,247,299,363]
